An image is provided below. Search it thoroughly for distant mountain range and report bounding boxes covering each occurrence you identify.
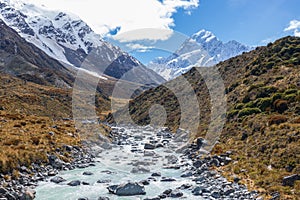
[0,0,164,85]
[148,30,252,80]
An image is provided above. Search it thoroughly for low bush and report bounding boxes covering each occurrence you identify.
[268,115,288,126]
[235,103,244,110]
[256,86,278,98]
[256,97,272,111]
[273,99,288,113]
[238,108,261,118]
[284,88,298,95]
[284,93,297,102]
[227,110,239,118]
[271,93,283,102]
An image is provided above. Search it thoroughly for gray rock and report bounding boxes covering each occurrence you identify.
[139,180,150,185]
[210,158,220,167]
[97,179,111,184]
[178,183,192,189]
[67,180,81,186]
[144,143,156,150]
[83,171,93,176]
[144,151,156,157]
[19,188,35,200]
[82,181,90,185]
[144,197,160,200]
[161,177,176,182]
[151,172,161,177]
[282,174,300,187]
[270,192,280,200]
[50,176,66,184]
[131,166,150,174]
[181,171,193,177]
[192,186,203,196]
[162,189,172,195]
[165,155,178,164]
[0,187,9,195]
[170,189,183,198]
[193,160,203,168]
[233,176,240,183]
[98,197,109,200]
[47,170,57,176]
[223,157,232,165]
[223,186,235,196]
[100,143,112,150]
[211,190,220,198]
[107,182,146,196]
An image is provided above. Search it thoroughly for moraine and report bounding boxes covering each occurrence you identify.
[35,125,258,200]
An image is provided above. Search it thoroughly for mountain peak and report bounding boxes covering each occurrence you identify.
[192,29,217,43]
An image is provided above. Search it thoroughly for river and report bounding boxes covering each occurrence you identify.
[35,125,257,200]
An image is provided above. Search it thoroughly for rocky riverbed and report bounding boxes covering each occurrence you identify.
[31,125,260,200]
[0,143,96,200]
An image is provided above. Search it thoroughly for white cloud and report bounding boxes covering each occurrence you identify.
[284,20,300,37]
[114,28,173,42]
[26,0,199,41]
[126,43,154,52]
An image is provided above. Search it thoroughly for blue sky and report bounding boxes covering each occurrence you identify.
[173,0,300,46]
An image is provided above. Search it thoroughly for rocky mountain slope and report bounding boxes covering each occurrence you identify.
[0,19,75,87]
[148,29,251,80]
[0,0,164,85]
[112,36,300,199]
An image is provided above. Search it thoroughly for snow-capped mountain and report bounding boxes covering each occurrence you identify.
[0,0,165,85]
[148,30,252,80]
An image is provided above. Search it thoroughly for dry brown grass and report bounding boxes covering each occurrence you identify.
[0,112,81,173]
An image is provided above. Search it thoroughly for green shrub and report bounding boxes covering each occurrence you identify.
[271,93,283,102]
[227,110,239,118]
[244,101,255,108]
[235,103,244,110]
[275,76,284,81]
[284,88,298,95]
[265,61,275,69]
[242,94,251,103]
[238,108,261,118]
[284,94,297,102]
[248,83,265,92]
[256,86,278,98]
[256,97,272,111]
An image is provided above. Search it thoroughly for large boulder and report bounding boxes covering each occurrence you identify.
[107,182,146,196]
[282,174,300,187]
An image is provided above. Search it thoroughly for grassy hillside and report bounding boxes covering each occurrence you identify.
[113,36,300,199]
[0,72,111,173]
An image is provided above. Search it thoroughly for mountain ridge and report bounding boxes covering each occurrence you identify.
[0,0,165,85]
